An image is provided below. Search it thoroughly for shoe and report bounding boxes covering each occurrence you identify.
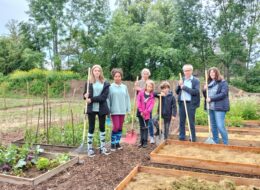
[116,143,123,150]
[111,144,116,151]
[150,137,155,144]
[142,144,148,148]
[87,148,95,157]
[138,143,143,148]
[100,147,111,155]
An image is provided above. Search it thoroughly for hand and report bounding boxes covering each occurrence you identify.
[84,93,89,99]
[171,116,175,120]
[178,80,183,86]
[206,97,211,103]
[141,112,144,117]
[160,92,166,96]
[87,98,92,104]
[203,84,208,90]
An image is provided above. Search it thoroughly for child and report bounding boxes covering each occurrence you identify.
[84,65,110,157]
[108,68,131,151]
[155,81,177,139]
[137,80,155,148]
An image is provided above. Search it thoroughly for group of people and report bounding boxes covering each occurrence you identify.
[83,64,230,157]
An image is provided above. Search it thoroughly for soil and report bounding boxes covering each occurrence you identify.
[196,132,260,141]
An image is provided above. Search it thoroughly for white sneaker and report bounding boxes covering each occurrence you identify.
[100,147,111,155]
[87,148,95,157]
[150,137,155,144]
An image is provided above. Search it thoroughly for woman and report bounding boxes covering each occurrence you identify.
[84,65,110,157]
[134,68,155,144]
[203,67,230,145]
[108,68,131,151]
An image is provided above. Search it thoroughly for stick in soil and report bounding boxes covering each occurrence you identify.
[46,83,49,144]
[43,97,46,133]
[71,109,75,145]
[35,108,41,144]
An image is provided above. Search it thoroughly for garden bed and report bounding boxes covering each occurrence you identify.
[0,144,79,186]
[150,140,260,175]
[115,166,260,190]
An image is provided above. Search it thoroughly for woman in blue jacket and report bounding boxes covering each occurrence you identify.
[203,67,230,145]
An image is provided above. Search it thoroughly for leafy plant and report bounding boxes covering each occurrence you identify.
[36,157,50,170]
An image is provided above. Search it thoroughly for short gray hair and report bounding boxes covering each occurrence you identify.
[141,68,151,76]
[182,64,193,71]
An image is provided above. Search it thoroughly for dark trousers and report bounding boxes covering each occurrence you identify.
[179,102,196,142]
[164,118,171,140]
[88,112,106,134]
[138,116,149,145]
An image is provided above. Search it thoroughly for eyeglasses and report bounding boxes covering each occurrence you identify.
[183,69,192,72]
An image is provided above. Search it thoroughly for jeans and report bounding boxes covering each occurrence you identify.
[209,110,228,145]
[179,102,196,142]
[148,113,154,137]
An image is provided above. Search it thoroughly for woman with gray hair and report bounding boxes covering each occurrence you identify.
[134,68,155,144]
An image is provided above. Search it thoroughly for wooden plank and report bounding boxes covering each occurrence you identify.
[150,140,260,175]
[195,125,260,134]
[169,134,260,147]
[115,165,139,190]
[0,153,79,186]
[115,166,260,190]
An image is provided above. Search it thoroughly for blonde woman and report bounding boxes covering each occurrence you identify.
[84,65,110,157]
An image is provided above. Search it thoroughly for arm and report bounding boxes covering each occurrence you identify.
[145,98,155,114]
[125,86,131,113]
[182,79,200,96]
[83,83,92,100]
[172,96,177,117]
[210,81,229,102]
[90,83,110,102]
[175,85,181,95]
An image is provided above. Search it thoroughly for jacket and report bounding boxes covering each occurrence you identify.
[137,90,155,120]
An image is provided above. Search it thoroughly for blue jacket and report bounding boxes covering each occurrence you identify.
[203,80,230,112]
[176,77,200,109]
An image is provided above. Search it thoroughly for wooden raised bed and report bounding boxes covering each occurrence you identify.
[150,140,260,176]
[242,120,260,128]
[12,138,77,153]
[0,152,79,186]
[195,125,260,133]
[115,166,260,190]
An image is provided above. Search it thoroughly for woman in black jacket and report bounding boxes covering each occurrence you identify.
[203,67,230,145]
[84,65,110,157]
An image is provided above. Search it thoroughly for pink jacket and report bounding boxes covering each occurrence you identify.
[137,90,155,120]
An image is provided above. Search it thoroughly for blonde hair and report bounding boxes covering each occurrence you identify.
[141,68,151,77]
[90,65,105,83]
[145,80,155,91]
[160,81,171,89]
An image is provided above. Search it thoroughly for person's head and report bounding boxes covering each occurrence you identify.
[90,65,104,83]
[145,80,155,93]
[160,81,171,94]
[141,68,151,81]
[111,68,123,84]
[208,67,223,82]
[182,64,193,79]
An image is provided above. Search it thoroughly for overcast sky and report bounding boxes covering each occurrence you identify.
[0,0,116,35]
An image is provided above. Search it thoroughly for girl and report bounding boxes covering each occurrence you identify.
[108,68,131,151]
[134,68,155,144]
[84,65,110,157]
[203,67,230,145]
[137,80,155,148]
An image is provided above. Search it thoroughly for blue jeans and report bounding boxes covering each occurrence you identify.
[209,110,228,145]
[148,113,154,137]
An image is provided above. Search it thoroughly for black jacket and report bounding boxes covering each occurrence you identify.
[203,80,230,112]
[83,81,110,115]
[155,91,177,119]
[176,76,200,109]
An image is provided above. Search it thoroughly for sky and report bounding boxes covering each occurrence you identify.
[0,0,116,35]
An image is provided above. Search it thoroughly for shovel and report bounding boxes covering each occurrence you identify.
[179,73,193,142]
[123,76,139,144]
[204,70,216,144]
[74,68,91,154]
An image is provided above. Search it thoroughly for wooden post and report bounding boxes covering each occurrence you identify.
[35,108,41,143]
[71,109,75,145]
[63,82,66,99]
[26,81,30,128]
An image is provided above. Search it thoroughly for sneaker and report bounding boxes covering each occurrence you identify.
[111,144,116,151]
[87,148,95,157]
[116,143,123,150]
[142,144,148,148]
[150,137,155,144]
[100,147,111,155]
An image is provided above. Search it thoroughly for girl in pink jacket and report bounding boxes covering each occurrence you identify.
[137,80,155,148]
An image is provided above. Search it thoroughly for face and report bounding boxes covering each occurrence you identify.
[93,67,101,79]
[210,70,216,79]
[146,83,153,92]
[114,72,122,84]
[161,87,169,94]
[142,71,149,80]
[183,67,193,78]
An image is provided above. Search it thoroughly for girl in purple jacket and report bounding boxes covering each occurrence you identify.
[137,80,155,148]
